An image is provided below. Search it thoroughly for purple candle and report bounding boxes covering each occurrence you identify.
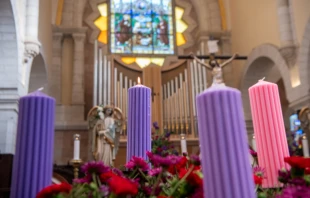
[10,91,55,198]
[196,85,255,198]
[127,78,151,162]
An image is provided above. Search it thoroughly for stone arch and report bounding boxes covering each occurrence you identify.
[28,53,48,93]
[240,44,292,123]
[297,17,310,94]
[0,0,19,88]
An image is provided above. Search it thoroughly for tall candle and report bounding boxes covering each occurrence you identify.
[10,91,55,198]
[73,134,80,160]
[249,80,290,188]
[127,78,151,162]
[252,134,257,151]
[180,134,187,154]
[196,85,255,198]
[302,135,309,157]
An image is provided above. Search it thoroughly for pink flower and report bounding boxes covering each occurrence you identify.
[252,166,265,186]
[81,161,110,175]
[125,156,149,171]
[147,151,181,167]
[253,166,265,178]
[149,167,162,176]
[249,149,257,157]
[112,167,124,176]
[190,155,201,166]
[73,175,92,184]
[100,185,110,197]
[277,186,310,198]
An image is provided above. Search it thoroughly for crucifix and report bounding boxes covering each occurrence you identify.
[178,39,247,86]
[151,87,158,102]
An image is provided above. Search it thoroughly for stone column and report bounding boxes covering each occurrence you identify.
[49,32,63,104]
[0,92,19,154]
[276,0,297,66]
[208,0,222,32]
[23,42,40,93]
[277,0,295,47]
[62,0,74,26]
[73,0,86,27]
[72,33,86,105]
[23,0,41,89]
[25,0,39,40]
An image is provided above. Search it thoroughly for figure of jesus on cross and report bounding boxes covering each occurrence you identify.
[179,39,246,86]
[191,39,238,86]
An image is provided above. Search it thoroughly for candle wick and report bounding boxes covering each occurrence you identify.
[37,87,44,91]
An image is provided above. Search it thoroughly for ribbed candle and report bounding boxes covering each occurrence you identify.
[196,85,255,198]
[126,83,151,162]
[10,91,55,198]
[249,80,289,188]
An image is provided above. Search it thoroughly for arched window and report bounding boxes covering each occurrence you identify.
[94,1,188,67]
[110,0,174,55]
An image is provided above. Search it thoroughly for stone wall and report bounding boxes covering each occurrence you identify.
[0,0,20,154]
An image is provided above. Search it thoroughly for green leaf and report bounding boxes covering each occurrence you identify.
[304,175,310,185]
[257,192,267,198]
[90,182,98,190]
[109,193,118,198]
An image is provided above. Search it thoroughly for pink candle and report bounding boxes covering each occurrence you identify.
[249,80,290,188]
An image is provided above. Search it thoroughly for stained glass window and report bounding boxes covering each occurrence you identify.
[110,0,175,55]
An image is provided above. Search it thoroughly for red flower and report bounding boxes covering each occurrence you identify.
[179,168,202,187]
[100,171,116,183]
[168,156,188,174]
[178,157,188,168]
[108,175,138,196]
[253,174,263,185]
[36,183,71,198]
[305,167,310,175]
[284,156,310,169]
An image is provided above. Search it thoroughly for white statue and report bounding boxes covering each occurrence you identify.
[88,105,124,166]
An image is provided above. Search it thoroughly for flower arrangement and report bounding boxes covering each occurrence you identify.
[37,153,202,198]
[38,151,310,198]
[36,183,71,198]
[151,122,179,157]
[249,156,310,198]
[37,123,310,198]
